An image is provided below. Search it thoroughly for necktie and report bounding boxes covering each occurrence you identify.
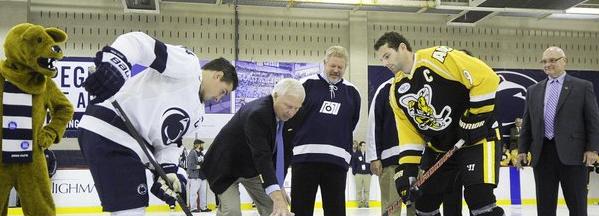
[275,121,285,188]
[544,80,560,139]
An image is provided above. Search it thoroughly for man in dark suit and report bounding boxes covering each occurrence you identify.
[202,78,304,216]
[516,46,599,216]
[507,118,522,166]
[509,118,522,151]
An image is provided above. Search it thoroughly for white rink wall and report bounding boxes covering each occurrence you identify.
[8,167,599,208]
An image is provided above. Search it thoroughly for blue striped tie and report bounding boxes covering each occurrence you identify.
[275,121,285,188]
[544,80,560,139]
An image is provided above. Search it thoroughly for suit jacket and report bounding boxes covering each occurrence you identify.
[186,149,206,180]
[519,74,599,166]
[202,95,289,194]
[350,151,371,175]
[186,149,198,178]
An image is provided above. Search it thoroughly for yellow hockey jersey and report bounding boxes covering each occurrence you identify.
[389,46,499,165]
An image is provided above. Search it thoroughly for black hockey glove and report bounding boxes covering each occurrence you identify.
[394,164,420,206]
[419,148,440,171]
[458,111,499,146]
[150,163,187,206]
[83,46,131,104]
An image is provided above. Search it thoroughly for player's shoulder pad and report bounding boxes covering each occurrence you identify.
[299,74,320,83]
[373,78,393,100]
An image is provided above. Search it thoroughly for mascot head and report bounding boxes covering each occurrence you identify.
[3,23,67,77]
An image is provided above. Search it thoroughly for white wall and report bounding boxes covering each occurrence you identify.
[0,0,29,59]
[2,1,599,207]
[5,0,595,142]
[9,167,599,208]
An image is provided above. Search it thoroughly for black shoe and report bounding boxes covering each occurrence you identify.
[191,209,201,213]
[200,208,212,212]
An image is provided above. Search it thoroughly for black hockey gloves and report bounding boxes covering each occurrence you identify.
[150,163,187,206]
[394,164,420,206]
[83,46,131,104]
[458,111,499,146]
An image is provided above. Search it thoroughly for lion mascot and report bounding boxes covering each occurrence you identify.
[0,23,74,215]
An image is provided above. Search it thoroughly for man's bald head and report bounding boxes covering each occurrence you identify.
[543,46,566,58]
[541,46,567,78]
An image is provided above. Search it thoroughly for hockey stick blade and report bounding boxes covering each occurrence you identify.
[112,101,193,216]
[382,139,465,216]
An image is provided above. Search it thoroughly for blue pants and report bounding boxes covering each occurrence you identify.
[78,128,149,212]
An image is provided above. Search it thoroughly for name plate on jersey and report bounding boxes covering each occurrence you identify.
[319,101,341,115]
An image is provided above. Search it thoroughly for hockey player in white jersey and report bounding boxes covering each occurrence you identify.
[78,32,238,215]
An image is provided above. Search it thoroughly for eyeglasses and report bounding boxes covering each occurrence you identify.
[540,57,564,64]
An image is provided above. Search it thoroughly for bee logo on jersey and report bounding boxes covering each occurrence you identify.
[399,85,452,131]
[320,101,341,115]
[161,107,191,147]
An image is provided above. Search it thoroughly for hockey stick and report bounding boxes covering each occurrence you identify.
[111,101,193,216]
[382,139,465,216]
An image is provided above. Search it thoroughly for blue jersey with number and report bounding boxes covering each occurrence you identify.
[290,73,361,170]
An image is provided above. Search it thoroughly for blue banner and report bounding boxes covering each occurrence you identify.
[234,61,320,111]
[52,57,322,138]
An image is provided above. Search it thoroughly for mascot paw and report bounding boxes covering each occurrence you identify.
[38,127,57,149]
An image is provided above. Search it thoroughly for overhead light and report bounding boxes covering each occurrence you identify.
[565,7,599,15]
[285,0,433,7]
[548,13,599,20]
[293,0,365,4]
[447,10,497,26]
[122,0,160,14]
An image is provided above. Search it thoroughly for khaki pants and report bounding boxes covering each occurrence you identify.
[216,176,273,216]
[380,165,415,216]
[355,174,371,206]
[188,178,208,210]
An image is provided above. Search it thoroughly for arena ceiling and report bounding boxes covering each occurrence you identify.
[154,0,599,24]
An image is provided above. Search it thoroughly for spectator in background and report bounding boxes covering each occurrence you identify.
[179,146,189,171]
[187,139,211,213]
[352,141,372,208]
[508,118,522,166]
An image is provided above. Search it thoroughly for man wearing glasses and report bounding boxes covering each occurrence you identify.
[515,46,599,216]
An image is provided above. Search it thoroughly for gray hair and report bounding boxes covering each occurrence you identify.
[272,78,305,101]
[323,45,348,66]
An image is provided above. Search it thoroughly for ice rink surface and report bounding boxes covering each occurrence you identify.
[9,205,599,216]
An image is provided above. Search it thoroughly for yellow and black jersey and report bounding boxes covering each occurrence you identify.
[389,46,500,165]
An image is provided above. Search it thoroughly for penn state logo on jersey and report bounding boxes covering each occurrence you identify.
[161,107,191,147]
[495,71,538,136]
[496,71,538,124]
[399,84,452,131]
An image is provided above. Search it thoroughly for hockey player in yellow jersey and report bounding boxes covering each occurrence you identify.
[374,32,504,216]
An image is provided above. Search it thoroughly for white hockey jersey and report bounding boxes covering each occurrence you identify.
[78,32,205,165]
